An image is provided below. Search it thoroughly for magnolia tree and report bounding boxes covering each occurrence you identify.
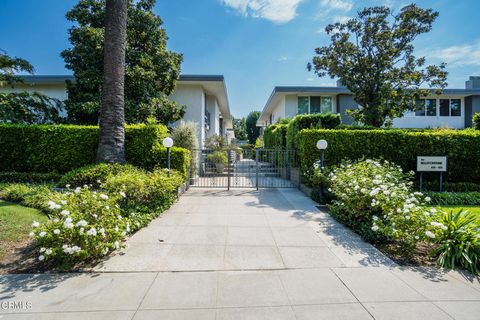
[309,5,448,127]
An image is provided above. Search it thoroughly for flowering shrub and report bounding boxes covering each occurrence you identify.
[0,183,62,213]
[58,163,139,189]
[430,209,480,275]
[328,159,435,255]
[31,187,128,266]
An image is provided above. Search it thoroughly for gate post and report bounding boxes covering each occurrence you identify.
[255,149,259,190]
[227,150,231,191]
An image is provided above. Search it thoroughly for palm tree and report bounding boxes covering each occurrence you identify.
[97,0,128,163]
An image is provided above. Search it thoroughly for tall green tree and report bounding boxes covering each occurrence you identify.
[62,0,185,125]
[96,0,128,163]
[308,5,448,127]
[0,50,64,124]
[233,117,247,141]
[246,111,261,144]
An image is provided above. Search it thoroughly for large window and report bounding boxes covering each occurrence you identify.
[439,99,461,117]
[297,96,333,114]
[411,98,461,117]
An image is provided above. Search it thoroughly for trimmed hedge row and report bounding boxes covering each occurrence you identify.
[297,129,480,183]
[0,124,190,176]
[286,113,341,150]
[425,192,480,206]
[264,124,288,149]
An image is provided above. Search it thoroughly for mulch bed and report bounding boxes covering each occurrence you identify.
[375,241,437,267]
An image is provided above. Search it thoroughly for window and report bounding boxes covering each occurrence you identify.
[310,97,321,113]
[321,97,333,113]
[298,96,309,114]
[415,99,437,116]
[440,99,449,116]
[439,99,461,117]
[450,99,461,116]
[297,96,333,114]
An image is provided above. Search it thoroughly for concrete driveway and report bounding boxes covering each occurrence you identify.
[1,188,479,319]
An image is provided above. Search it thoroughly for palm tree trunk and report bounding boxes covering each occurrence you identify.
[97,0,128,163]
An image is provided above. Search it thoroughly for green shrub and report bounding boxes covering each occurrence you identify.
[425,192,480,206]
[207,151,228,165]
[264,124,288,149]
[420,181,480,192]
[58,163,140,189]
[0,172,62,183]
[103,169,184,230]
[473,112,480,130]
[286,113,341,150]
[297,129,480,183]
[31,188,128,267]
[0,183,61,213]
[0,123,190,176]
[328,159,435,255]
[430,209,480,275]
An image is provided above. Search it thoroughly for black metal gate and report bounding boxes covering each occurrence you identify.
[189,149,297,189]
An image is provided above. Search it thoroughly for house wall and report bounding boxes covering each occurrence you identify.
[337,94,356,125]
[285,95,297,119]
[0,83,68,101]
[206,95,220,136]
[465,96,480,127]
[170,84,205,148]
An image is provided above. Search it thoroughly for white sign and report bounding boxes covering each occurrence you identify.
[417,156,447,172]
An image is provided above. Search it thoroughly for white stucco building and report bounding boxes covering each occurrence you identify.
[0,75,234,148]
[257,76,480,129]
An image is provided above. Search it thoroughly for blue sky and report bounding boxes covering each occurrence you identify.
[1,0,479,117]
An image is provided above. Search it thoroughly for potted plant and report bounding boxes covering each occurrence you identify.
[207,151,228,173]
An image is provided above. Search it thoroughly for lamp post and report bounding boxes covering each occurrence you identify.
[316,139,328,204]
[316,139,328,170]
[162,137,174,177]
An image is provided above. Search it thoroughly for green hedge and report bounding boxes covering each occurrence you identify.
[286,113,341,150]
[425,192,480,206]
[0,172,63,183]
[0,124,190,176]
[297,129,480,183]
[264,124,288,149]
[474,112,480,130]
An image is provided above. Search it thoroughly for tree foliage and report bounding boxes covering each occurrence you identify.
[233,117,247,141]
[246,111,261,144]
[309,5,448,127]
[0,50,64,124]
[61,0,185,125]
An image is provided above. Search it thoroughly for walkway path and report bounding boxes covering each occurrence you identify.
[1,188,479,319]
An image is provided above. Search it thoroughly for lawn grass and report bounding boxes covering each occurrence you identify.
[0,200,47,259]
[431,206,480,215]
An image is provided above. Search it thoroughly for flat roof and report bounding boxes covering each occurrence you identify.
[17,74,225,84]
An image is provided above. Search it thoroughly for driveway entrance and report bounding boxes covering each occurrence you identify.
[189,149,297,189]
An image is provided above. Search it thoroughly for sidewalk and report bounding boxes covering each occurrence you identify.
[0,188,479,319]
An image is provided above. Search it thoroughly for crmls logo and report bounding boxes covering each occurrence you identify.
[0,300,33,310]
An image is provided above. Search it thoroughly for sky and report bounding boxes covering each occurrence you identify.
[1,0,479,117]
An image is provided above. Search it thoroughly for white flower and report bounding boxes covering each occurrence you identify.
[99,228,105,236]
[105,206,110,210]
[45,249,52,255]
[371,225,379,232]
[119,191,126,198]
[102,247,109,255]
[40,247,46,253]
[39,231,46,237]
[405,215,410,220]
[79,228,84,234]
[430,208,437,213]
[87,228,97,236]
[100,194,109,200]
[425,231,436,239]
[425,197,431,202]
[126,223,130,233]
[53,218,59,223]
[92,214,98,219]
[31,221,40,228]
[60,200,67,205]
[65,184,71,188]
[38,255,45,261]
[117,215,122,220]
[76,220,88,227]
[96,179,101,184]
[48,201,61,210]
[60,210,70,216]
[29,232,35,237]
[372,216,378,221]
[74,187,81,193]
[53,229,60,235]
[113,241,120,249]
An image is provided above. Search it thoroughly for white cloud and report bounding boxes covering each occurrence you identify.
[333,15,351,23]
[221,0,303,23]
[320,0,353,12]
[278,56,289,61]
[429,42,480,66]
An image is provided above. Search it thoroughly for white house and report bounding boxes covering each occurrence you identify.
[0,74,234,148]
[257,76,480,129]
